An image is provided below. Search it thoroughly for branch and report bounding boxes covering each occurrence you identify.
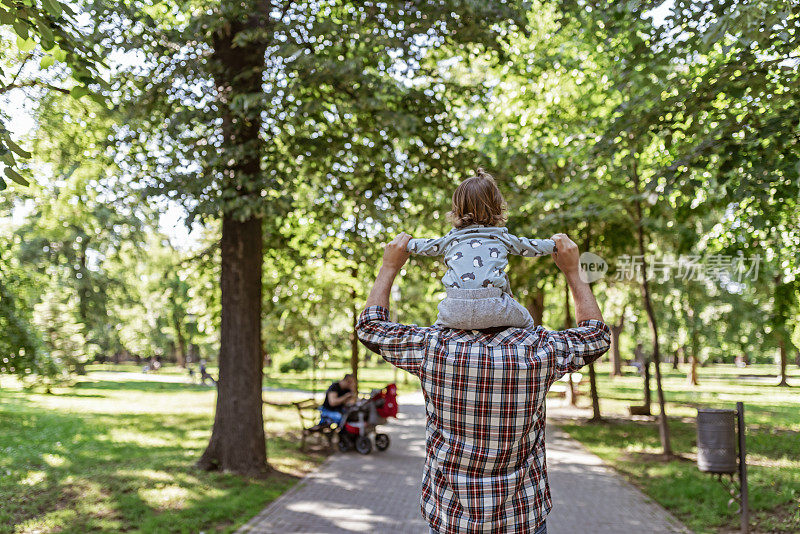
[0,80,71,96]
[10,52,34,86]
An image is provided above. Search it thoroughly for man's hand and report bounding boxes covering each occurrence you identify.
[365,232,411,309]
[381,232,412,273]
[550,233,580,278]
[550,233,604,323]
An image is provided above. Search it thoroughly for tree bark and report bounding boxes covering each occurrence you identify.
[632,157,672,456]
[197,2,270,475]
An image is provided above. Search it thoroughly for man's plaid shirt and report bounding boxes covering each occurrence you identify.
[356,305,611,534]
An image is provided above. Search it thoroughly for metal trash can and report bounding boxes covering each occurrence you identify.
[697,408,738,473]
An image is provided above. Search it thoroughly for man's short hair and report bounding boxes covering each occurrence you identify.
[343,373,354,380]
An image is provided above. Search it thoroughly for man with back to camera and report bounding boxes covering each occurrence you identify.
[356,232,610,534]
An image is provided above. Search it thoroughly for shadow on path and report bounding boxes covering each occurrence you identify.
[240,393,690,533]
[239,393,429,533]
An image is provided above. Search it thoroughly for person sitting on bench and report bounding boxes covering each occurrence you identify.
[319,374,356,425]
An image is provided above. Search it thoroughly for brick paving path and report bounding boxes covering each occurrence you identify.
[239,392,689,533]
[545,425,689,533]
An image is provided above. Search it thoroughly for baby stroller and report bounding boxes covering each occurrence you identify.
[337,383,398,455]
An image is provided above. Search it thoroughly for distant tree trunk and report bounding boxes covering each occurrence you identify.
[686,308,700,386]
[643,359,652,409]
[609,315,625,378]
[563,281,577,406]
[587,360,601,421]
[172,312,187,368]
[76,235,91,327]
[582,230,602,422]
[527,288,545,326]
[197,3,270,475]
[310,340,319,397]
[778,337,789,387]
[350,291,360,393]
[773,275,792,387]
[632,157,672,456]
[688,353,699,386]
[672,348,679,370]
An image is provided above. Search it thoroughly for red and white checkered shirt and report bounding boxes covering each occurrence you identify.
[356,305,611,534]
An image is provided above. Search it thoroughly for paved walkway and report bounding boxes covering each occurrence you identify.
[239,393,689,533]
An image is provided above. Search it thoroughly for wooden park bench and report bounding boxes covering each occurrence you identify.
[547,372,586,401]
[263,397,336,450]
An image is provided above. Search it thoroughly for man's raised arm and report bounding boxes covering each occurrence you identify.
[551,233,603,323]
[357,232,426,376]
[549,233,610,376]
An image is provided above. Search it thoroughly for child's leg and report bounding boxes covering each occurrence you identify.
[436,288,535,330]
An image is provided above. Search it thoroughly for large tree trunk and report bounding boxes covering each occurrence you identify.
[632,158,672,456]
[198,217,266,474]
[198,2,269,475]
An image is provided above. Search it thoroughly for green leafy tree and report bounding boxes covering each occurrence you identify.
[0,0,106,187]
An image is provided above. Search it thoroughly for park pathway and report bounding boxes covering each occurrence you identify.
[239,392,689,533]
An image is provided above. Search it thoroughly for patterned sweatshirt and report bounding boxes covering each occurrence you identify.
[407,225,556,295]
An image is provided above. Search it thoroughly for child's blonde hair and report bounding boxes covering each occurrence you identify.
[447,168,507,229]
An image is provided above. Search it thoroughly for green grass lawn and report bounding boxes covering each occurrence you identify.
[557,362,800,534]
[87,360,421,396]
[0,372,327,534]
[6,359,795,533]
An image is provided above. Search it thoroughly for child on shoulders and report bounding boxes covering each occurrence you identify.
[407,168,555,330]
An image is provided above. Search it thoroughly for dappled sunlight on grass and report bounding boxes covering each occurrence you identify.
[0,371,327,534]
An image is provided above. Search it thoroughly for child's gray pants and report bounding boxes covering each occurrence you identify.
[436,287,535,330]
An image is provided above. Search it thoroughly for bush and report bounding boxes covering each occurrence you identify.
[279,355,310,374]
